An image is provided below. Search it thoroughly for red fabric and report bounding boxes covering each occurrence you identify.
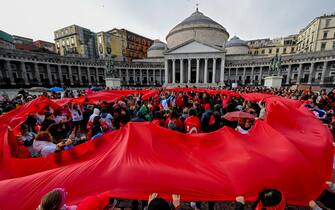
[0,94,333,209]
[223,111,255,121]
[176,96,185,108]
[73,91,123,105]
[241,93,277,102]
[53,98,73,107]
[165,117,183,130]
[77,192,110,210]
[208,115,215,125]
[184,116,201,134]
[204,103,211,110]
[152,119,165,127]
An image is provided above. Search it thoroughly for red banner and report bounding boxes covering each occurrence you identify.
[0,92,333,209]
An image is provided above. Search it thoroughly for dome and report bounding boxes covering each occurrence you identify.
[225,36,248,47]
[225,36,249,55]
[148,39,167,51]
[166,9,229,49]
[147,39,167,58]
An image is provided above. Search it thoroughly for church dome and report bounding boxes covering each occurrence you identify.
[166,9,229,49]
[225,36,249,55]
[225,36,248,47]
[147,39,167,58]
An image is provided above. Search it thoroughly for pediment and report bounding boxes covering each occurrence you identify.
[166,40,223,54]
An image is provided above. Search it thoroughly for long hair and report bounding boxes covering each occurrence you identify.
[39,190,62,210]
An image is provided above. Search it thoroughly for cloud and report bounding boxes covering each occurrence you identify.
[0,0,334,43]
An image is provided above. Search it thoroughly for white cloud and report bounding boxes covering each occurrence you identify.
[0,0,334,42]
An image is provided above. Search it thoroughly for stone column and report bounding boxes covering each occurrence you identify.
[133,69,136,84]
[34,63,42,85]
[164,60,168,84]
[46,64,53,86]
[140,69,143,85]
[250,66,255,85]
[259,66,263,84]
[68,66,74,85]
[104,67,107,83]
[118,69,121,79]
[228,68,231,80]
[196,58,200,84]
[212,58,216,84]
[220,57,225,83]
[242,67,246,85]
[87,68,92,85]
[5,60,15,85]
[159,69,163,84]
[57,65,63,85]
[204,58,208,84]
[78,67,83,85]
[20,62,29,85]
[96,68,100,85]
[172,59,176,83]
[180,59,184,84]
[296,63,303,84]
[235,68,238,83]
[320,61,328,85]
[147,69,149,85]
[286,65,292,85]
[188,59,191,83]
[126,69,129,85]
[307,63,315,85]
[153,69,156,85]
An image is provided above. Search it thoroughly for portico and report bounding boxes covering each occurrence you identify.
[164,40,226,87]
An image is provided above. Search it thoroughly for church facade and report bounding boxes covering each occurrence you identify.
[0,9,334,88]
[110,8,335,87]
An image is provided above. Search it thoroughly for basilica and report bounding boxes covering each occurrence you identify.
[108,8,335,88]
[0,9,334,88]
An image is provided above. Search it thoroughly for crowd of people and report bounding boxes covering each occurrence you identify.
[1,86,335,209]
[37,187,335,210]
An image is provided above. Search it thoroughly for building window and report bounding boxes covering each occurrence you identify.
[321,42,326,51]
[283,48,287,54]
[254,51,258,55]
[333,41,335,49]
[62,40,65,46]
[71,37,75,45]
[66,39,70,46]
[268,49,272,54]
[261,49,265,54]
[276,48,279,53]
[325,19,331,28]
[65,29,68,35]
[323,31,328,39]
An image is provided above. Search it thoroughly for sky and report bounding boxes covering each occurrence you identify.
[1,0,335,43]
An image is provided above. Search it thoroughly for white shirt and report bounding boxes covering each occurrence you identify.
[70,109,83,122]
[33,141,57,157]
